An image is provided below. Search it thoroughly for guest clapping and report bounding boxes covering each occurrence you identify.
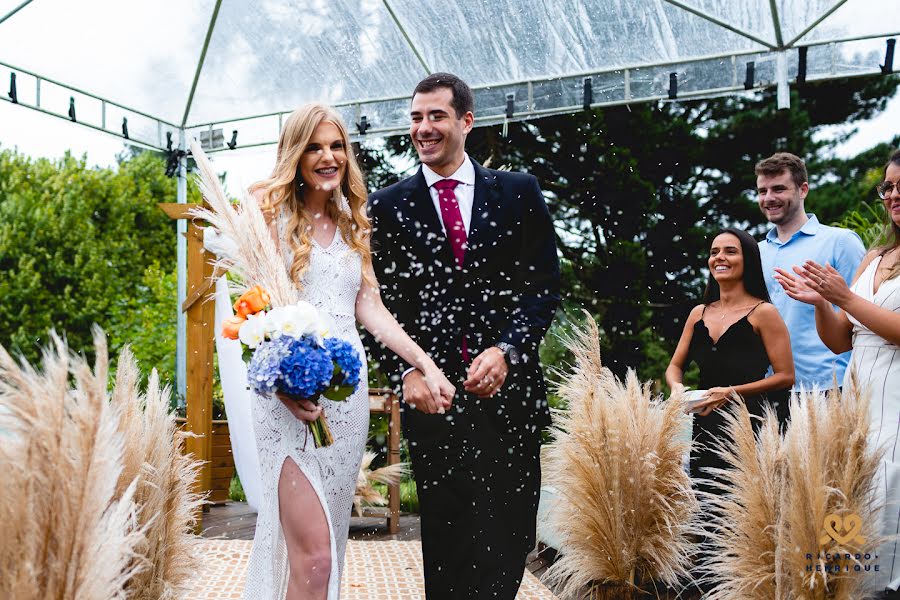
[774,150,900,595]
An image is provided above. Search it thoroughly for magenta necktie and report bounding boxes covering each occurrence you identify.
[433,178,469,361]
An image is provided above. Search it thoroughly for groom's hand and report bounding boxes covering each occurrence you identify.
[402,370,447,414]
[464,348,508,398]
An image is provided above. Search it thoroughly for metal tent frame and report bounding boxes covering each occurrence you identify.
[1,0,896,402]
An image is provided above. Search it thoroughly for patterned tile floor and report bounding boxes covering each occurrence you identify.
[184,539,558,599]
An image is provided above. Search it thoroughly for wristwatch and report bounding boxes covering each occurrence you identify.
[494,342,521,366]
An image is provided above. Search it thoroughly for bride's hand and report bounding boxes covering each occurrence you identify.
[276,392,322,423]
[422,365,455,411]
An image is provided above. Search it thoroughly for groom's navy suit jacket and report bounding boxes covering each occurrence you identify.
[368,160,560,444]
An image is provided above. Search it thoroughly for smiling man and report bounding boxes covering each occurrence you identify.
[368,73,560,599]
[756,152,865,390]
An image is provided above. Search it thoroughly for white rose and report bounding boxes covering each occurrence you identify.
[238,312,268,349]
[268,301,326,339]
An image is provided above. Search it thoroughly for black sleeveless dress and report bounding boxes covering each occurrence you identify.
[686,302,790,494]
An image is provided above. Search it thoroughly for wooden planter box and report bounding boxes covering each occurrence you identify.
[209,420,235,505]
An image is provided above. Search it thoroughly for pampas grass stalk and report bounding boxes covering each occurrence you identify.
[699,400,784,599]
[778,379,884,599]
[353,450,409,516]
[702,376,884,599]
[543,311,699,598]
[111,345,204,600]
[187,139,299,307]
[0,331,144,600]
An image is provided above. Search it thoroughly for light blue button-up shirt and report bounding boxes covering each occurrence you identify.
[759,214,866,390]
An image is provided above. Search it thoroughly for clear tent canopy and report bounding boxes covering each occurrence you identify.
[1,0,899,154]
[1,0,897,401]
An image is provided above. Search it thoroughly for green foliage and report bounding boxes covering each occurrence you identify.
[833,199,892,249]
[229,472,247,502]
[107,261,177,387]
[0,147,199,390]
[372,479,419,514]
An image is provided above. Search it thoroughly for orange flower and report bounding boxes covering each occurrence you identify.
[234,285,271,318]
[222,315,246,340]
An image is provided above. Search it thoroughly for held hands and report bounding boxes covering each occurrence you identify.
[403,365,455,415]
[463,347,509,398]
[691,386,736,417]
[276,392,322,423]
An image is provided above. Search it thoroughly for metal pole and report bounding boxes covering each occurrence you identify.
[176,129,188,406]
[776,51,790,109]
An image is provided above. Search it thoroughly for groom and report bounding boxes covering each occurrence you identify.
[369,73,560,599]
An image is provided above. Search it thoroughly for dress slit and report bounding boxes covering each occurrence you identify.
[275,455,337,600]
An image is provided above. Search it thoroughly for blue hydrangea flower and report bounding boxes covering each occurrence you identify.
[324,337,362,387]
[279,336,334,399]
[247,335,293,395]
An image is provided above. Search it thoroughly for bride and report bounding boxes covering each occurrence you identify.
[240,103,455,600]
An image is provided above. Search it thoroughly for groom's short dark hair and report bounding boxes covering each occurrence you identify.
[414,73,474,119]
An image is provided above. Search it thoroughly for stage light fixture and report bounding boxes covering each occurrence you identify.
[122,117,129,139]
[797,46,808,85]
[668,73,678,100]
[744,62,755,90]
[227,130,238,150]
[582,77,592,111]
[356,116,370,135]
[8,72,17,103]
[68,97,76,122]
[882,38,896,74]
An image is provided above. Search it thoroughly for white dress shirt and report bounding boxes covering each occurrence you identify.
[421,154,476,235]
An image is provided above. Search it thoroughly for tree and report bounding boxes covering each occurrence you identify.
[0,147,198,384]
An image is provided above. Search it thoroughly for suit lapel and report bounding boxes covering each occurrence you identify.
[464,161,501,269]
[403,168,456,266]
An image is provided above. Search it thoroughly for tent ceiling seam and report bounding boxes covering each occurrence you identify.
[785,0,852,48]
[660,0,776,50]
[381,0,430,75]
[181,0,223,128]
[184,30,899,129]
[768,0,784,47]
[0,0,36,27]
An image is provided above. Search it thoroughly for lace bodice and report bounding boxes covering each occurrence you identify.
[278,213,361,335]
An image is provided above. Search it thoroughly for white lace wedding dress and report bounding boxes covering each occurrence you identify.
[241,221,370,600]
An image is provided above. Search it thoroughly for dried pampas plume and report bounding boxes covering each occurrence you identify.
[779,379,884,599]
[352,450,408,516]
[111,344,204,600]
[0,331,144,600]
[188,139,299,307]
[543,310,699,598]
[702,376,885,599]
[699,400,784,599]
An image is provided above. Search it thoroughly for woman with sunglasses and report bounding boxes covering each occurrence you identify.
[775,149,900,597]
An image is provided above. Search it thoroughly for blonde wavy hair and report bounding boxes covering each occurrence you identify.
[250,103,373,289]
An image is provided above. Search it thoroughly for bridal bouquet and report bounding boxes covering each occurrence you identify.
[223,285,362,448]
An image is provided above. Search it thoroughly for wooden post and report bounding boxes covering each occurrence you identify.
[387,391,401,534]
[160,202,216,528]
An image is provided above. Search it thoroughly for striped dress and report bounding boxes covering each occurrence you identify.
[844,254,900,592]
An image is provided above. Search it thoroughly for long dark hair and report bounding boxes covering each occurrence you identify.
[701,227,771,305]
